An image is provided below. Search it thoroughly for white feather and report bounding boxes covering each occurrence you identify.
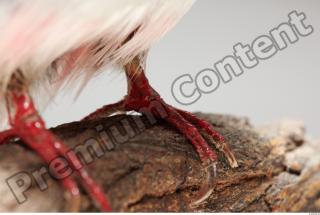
[0,0,195,128]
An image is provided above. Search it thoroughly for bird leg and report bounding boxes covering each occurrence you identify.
[0,72,111,212]
[83,56,239,206]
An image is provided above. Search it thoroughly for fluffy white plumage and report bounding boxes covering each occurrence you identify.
[0,0,195,127]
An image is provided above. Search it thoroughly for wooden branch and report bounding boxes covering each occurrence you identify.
[0,113,319,212]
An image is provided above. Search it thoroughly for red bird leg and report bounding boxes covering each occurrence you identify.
[82,56,238,205]
[82,100,125,121]
[0,76,111,211]
[123,60,217,162]
[123,60,228,205]
[0,129,16,144]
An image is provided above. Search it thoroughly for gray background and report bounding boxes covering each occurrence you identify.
[43,0,320,137]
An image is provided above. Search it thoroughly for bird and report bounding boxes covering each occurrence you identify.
[0,0,238,212]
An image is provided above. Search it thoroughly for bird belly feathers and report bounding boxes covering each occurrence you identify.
[0,0,195,99]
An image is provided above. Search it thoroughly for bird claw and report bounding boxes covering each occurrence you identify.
[218,141,239,168]
[190,162,217,208]
[64,191,82,212]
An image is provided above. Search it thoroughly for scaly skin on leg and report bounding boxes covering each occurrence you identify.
[0,78,111,211]
[83,56,239,206]
[83,100,125,121]
[174,108,238,168]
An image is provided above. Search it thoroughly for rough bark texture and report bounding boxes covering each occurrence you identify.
[0,113,319,212]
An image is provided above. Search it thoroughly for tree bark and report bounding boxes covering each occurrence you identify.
[0,113,319,212]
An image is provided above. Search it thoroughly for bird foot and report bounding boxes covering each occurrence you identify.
[83,67,238,206]
[0,90,111,212]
